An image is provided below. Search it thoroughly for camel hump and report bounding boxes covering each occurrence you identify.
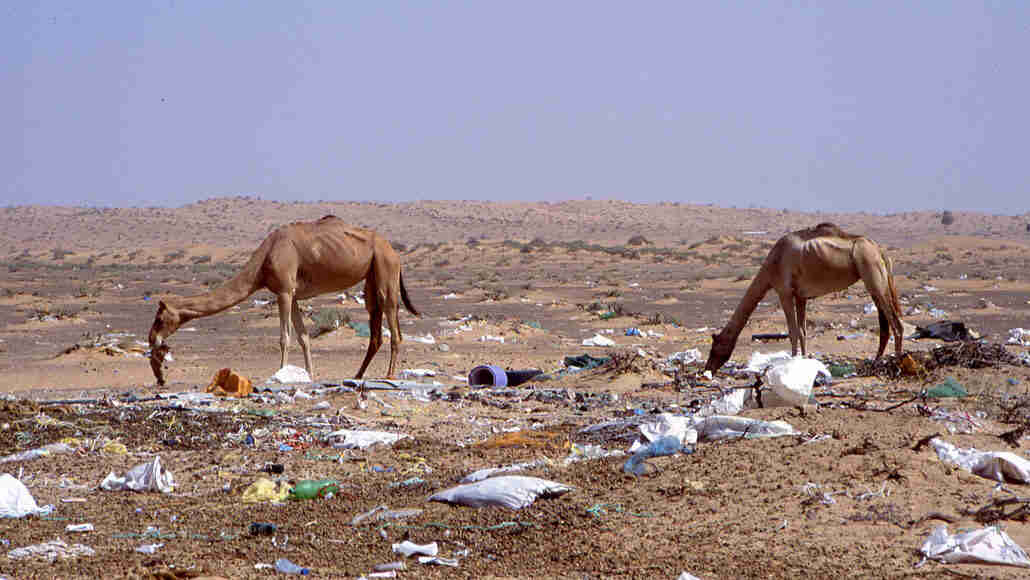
[319,214,339,222]
[795,222,863,241]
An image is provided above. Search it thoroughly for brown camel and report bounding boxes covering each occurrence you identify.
[704,223,903,372]
[148,215,419,385]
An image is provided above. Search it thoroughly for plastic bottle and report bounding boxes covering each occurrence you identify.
[275,557,309,575]
[289,479,340,500]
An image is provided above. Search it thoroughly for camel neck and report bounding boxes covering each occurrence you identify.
[719,275,771,342]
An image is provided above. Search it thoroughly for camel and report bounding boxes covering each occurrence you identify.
[148,215,419,386]
[704,223,903,372]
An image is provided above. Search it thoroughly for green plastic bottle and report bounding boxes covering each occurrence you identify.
[289,479,340,500]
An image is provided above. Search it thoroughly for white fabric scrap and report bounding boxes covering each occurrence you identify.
[0,473,54,518]
[691,415,796,443]
[393,541,438,557]
[921,524,1030,567]
[930,438,1030,483]
[428,475,573,509]
[100,456,175,493]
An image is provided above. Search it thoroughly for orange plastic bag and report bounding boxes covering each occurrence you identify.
[205,368,253,397]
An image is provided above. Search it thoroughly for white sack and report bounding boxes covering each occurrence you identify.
[921,524,1030,567]
[460,460,548,484]
[744,351,791,373]
[763,357,829,407]
[582,334,615,347]
[428,475,573,509]
[638,413,698,446]
[690,415,796,443]
[100,456,175,493]
[0,473,53,518]
[326,429,409,449]
[268,365,311,384]
[930,438,1030,483]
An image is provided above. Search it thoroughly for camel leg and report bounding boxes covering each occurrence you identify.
[776,289,802,356]
[854,245,903,360]
[354,277,383,379]
[291,300,313,379]
[795,296,808,356]
[277,292,293,370]
[380,280,403,380]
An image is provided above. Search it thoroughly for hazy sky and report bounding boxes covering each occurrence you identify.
[4,2,1028,213]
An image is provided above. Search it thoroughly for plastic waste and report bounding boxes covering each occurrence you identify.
[326,429,409,449]
[912,321,973,342]
[638,413,698,446]
[468,365,542,387]
[275,557,310,575]
[374,561,407,572]
[6,539,95,562]
[691,416,796,442]
[743,351,792,374]
[930,438,1030,483]
[0,442,76,464]
[428,475,573,509]
[623,435,690,476]
[241,478,290,504]
[269,364,312,384]
[100,456,175,493]
[920,524,1030,567]
[925,376,968,398]
[563,443,624,465]
[289,479,340,500]
[625,327,642,336]
[667,349,702,365]
[582,333,615,347]
[0,473,54,518]
[392,540,438,557]
[418,556,460,566]
[249,522,277,536]
[460,459,550,483]
[1007,328,1030,346]
[762,357,829,407]
[827,363,855,378]
[66,523,94,533]
[136,543,163,554]
[677,573,703,580]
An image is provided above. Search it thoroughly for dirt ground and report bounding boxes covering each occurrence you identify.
[2,200,1030,579]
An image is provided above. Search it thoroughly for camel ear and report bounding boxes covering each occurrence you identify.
[157,300,167,314]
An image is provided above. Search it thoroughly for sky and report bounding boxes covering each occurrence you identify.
[3,1,1028,213]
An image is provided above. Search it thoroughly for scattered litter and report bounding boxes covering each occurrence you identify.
[636,413,697,447]
[582,334,615,347]
[743,351,792,374]
[65,524,94,533]
[7,539,95,562]
[926,407,981,434]
[920,524,1030,568]
[393,540,438,557]
[418,556,460,567]
[0,473,54,518]
[241,478,290,504]
[930,438,1030,483]
[401,368,436,378]
[563,443,624,465]
[326,430,409,449]
[625,327,642,336]
[479,335,505,344]
[623,435,691,476]
[410,334,436,344]
[290,479,340,500]
[911,321,974,342]
[275,557,310,575]
[677,573,703,580]
[925,376,968,398]
[312,401,331,410]
[100,456,175,493]
[268,365,312,384]
[428,476,573,509]
[564,354,610,372]
[692,416,796,442]
[136,543,163,554]
[762,357,828,407]
[468,365,541,387]
[1008,328,1030,346]
[667,349,702,365]
[460,460,550,483]
[0,442,76,464]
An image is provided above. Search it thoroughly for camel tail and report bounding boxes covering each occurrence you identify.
[400,270,420,316]
[885,254,902,318]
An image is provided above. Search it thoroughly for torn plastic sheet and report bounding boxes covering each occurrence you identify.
[636,413,698,447]
[743,351,792,374]
[582,333,616,347]
[691,416,796,443]
[100,456,175,493]
[763,357,829,407]
[920,524,1030,567]
[393,540,438,557]
[460,459,550,484]
[326,429,409,449]
[930,438,1030,483]
[428,475,573,509]
[0,473,54,518]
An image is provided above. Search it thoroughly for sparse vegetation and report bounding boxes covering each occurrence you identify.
[308,308,351,338]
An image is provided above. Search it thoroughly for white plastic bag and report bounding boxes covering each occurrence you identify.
[744,351,792,373]
[691,416,796,443]
[100,456,175,493]
[393,540,438,557]
[326,430,409,449]
[637,413,698,447]
[268,364,311,384]
[763,357,829,407]
[920,524,1030,567]
[0,473,53,518]
[582,334,616,347]
[428,475,573,509]
[930,438,1030,483]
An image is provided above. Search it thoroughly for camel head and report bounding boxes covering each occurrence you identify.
[704,331,736,373]
[148,300,180,385]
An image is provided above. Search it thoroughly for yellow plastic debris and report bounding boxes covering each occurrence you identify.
[241,477,289,504]
[102,441,128,455]
[206,368,253,398]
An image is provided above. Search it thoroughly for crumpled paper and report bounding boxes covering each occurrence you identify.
[100,456,175,493]
[920,524,1030,567]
